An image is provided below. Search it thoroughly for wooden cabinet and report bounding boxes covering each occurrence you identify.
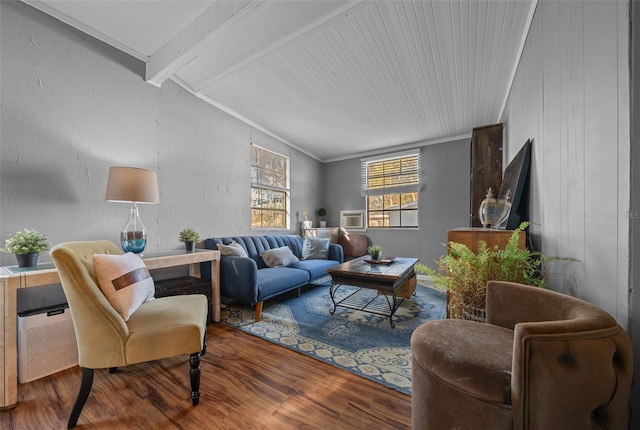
[470,123,503,227]
[445,227,525,318]
[448,227,525,252]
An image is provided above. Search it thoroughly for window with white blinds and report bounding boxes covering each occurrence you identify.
[361,149,421,228]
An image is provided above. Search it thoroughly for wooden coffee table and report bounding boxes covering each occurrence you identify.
[326,256,419,328]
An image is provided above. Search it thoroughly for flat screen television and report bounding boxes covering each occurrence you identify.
[495,139,532,230]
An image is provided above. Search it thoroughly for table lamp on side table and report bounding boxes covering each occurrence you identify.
[105,166,159,254]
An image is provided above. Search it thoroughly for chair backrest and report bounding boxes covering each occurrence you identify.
[51,241,130,368]
[486,281,633,430]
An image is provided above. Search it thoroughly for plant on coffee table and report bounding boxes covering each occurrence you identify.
[367,244,382,261]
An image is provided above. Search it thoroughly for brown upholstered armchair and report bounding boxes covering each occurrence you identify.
[51,241,208,429]
[411,281,633,429]
[338,232,368,260]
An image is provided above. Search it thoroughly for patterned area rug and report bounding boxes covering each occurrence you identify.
[220,277,446,395]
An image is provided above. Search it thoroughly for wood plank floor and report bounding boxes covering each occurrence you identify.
[1,323,412,429]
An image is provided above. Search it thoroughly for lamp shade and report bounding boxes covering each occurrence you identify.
[105,166,159,204]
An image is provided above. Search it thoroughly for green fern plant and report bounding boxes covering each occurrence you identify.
[415,222,576,319]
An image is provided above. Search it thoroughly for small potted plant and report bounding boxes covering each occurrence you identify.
[317,208,327,227]
[367,244,382,261]
[178,227,201,252]
[1,229,51,267]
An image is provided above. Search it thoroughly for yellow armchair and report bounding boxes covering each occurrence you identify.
[51,241,208,429]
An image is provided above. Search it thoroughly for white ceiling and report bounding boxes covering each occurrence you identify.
[23,0,536,162]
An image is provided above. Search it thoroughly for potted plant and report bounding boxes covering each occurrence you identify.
[367,244,382,261]
[317,208,327,227]
[415,222,575,321]
[178,227,201,252]
[1,229,51,267]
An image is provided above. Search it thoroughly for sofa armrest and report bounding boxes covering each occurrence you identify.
[328,243,344,263]
[202,256,260,304]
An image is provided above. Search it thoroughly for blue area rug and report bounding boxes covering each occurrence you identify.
[220,277,446,395]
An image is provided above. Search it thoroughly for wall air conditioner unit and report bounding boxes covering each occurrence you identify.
[340,210,366,231]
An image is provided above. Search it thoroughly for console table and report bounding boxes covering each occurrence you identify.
[0,249,220,410]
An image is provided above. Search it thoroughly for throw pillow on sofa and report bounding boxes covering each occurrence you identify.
[217,240,248,257]
[261,246,299,267]
[302,236,330,260]
[92,252,155,321]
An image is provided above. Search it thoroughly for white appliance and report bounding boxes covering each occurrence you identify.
[17,284,78,383]
[340,210,366,230]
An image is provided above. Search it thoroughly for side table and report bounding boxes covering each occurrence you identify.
[0,249,220,410]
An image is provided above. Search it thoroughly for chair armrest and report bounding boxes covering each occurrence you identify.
[511,322,633,429]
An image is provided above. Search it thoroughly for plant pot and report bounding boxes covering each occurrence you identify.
[16,253,39,268]
[302,221,313,229]
[184,242,196,252]
[319,221,327,228]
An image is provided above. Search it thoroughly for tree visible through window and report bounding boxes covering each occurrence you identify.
[361,150,421,228]
[251,146,289,229]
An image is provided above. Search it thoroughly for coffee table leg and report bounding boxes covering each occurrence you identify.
[389,293,397,328]
[381,292,399,328]
[329,282,339,314]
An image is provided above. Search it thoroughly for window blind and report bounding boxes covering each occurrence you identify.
[360,149,422,197]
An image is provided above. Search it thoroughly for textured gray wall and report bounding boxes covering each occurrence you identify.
[0,1,324,265]
[324,138,470,267]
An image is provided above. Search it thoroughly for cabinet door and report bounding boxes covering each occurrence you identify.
[470,123,503,227]
[448,228,525,252]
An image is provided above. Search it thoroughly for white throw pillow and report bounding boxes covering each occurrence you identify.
[217,240,248,258]
[93,252,155,321]
[260,246,299,267]
[302,237,330,260]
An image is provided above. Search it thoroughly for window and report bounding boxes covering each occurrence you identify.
[251,146,289,229]
[361,149,421,228]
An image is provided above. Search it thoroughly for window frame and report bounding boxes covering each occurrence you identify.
[361,149,422,229]
[251,145,290,230]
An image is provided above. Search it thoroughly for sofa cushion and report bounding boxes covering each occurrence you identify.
[217,240,248,257]
[291,259,339,279]
[257,266,310,299]
[93,252,155,321]
[302,236,330,260]
[261,246,299,267]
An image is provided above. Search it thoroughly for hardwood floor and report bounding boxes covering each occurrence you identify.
[1,323,412,429]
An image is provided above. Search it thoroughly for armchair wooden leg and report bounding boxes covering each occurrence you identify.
[201,334,207,356]
[254,301,264,322]
[68,367,94,429]
[189,352,201,406]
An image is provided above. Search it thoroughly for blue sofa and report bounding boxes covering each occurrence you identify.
[201,235,343,321]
